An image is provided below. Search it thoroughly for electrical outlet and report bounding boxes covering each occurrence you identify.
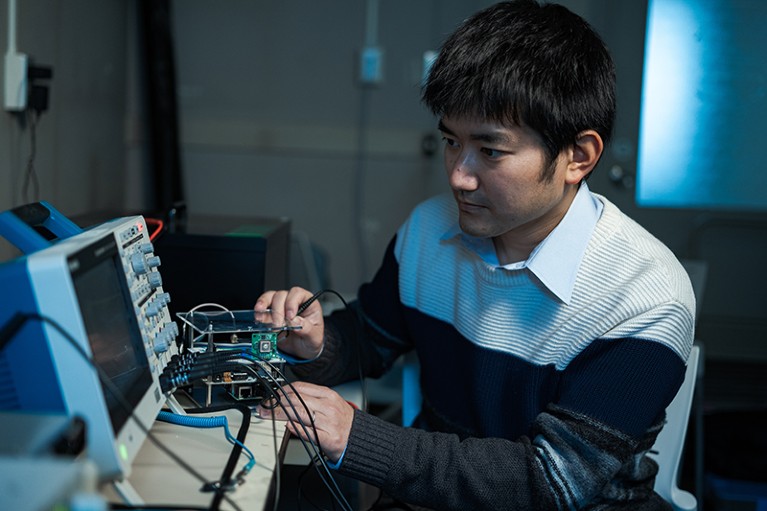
[360,46,383,85]
[4,51,28,111]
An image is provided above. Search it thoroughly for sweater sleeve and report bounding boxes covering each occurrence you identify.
[337,405,668,511]
[290,237,413,386]
[288,303,405,386]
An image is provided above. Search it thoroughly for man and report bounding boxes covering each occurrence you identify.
[256,1,696,509]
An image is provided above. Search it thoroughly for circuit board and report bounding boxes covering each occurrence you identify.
[251,332,281,360]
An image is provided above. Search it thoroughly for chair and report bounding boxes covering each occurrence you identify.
[648,344,701,511]
[401,352,421,427]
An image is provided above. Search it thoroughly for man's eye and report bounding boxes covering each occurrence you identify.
[481,148,504,158]
[442,136,458,147]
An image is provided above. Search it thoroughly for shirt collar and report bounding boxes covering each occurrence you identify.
[442,182,603,304]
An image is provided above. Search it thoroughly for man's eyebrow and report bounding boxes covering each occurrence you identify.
[471,131,509,144]
[437,120,454,135]
[437,120,511,144]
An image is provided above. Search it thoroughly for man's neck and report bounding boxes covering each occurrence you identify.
[492,186,580,266]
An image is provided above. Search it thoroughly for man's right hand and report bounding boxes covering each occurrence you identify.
[254,287,325,361]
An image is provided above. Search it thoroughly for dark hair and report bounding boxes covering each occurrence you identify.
[422,0,615,170]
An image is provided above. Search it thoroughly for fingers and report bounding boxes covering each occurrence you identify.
[255,287,315,321]
[256,382,354,461]
[258,381,323,420]
[254,288,324,360]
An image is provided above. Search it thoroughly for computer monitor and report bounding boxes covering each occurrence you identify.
[0,214,178,482]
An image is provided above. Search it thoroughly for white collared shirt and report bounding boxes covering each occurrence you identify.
[443,182,603,304]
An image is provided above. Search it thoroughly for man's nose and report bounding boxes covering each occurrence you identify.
[447,152,479,191]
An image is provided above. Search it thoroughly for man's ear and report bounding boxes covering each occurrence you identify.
[566,130,604,184]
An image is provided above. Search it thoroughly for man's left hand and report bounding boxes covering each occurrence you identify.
[257,381,355,463]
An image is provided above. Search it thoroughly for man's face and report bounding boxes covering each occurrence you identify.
[439,115,577,262]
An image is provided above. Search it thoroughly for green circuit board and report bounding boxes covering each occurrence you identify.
[251,332,280,360]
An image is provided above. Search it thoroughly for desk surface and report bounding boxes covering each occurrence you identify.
[102,408,287,511]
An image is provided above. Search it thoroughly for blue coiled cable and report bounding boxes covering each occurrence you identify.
[157,410,256,473]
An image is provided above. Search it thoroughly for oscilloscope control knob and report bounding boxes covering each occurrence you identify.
[153,335,170,354]
[131,254,161,275]
[147,271,162,288]
[139,243,154,254]
[154,323,179,354]
[131,254,149,274]
[146,299,162,317]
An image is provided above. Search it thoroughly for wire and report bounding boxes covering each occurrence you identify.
[145,217,165,241]
[185,404,256,510]
[188,302,234,315]
[259,361,353,511]
[296,288,346,316]
[21,109,40,204]
[296,289,368,412]
[163,290,361,511]
[159,350,353,510]
[232,360,353,511]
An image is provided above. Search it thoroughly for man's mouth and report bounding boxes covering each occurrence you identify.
[456,196,486,212]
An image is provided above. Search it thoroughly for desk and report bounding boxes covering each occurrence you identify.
[102,409,287,511]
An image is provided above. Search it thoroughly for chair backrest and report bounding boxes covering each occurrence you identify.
[401,352,422,427]
[648,345,701,511]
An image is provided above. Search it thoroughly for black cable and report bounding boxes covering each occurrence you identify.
[296,459,334,511]
[297,289,368,412]
[0,312,244,511]
[162,292,362,511]
[236,363,345,507]
[185,403,253,510]
[165,361,286,510]
[234,358,352,511]
[161,352,350,510]
[173,355,351,510]
[297,288,348,316]
[260,360,353,511]
[280,287,370,511]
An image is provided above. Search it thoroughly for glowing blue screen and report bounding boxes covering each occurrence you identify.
[637,0,767,210]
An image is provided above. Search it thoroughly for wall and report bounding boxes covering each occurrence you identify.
[171,0,493,293]
[171,0,661,295]
[0,0,133,261]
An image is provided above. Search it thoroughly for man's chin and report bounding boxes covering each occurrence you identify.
[458,218,491,239]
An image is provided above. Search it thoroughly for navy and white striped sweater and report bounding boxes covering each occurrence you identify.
[295,192,695,510]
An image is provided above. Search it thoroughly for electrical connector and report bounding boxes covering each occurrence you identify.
[27,63,53,114]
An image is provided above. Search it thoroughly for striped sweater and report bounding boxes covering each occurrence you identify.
[296,192,696,510]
